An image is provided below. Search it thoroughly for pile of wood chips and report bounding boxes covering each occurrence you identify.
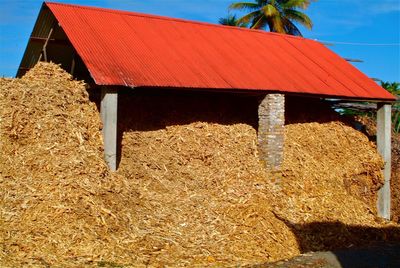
[355,115,400,223]
[279,121,384,222]
[0,63,137,267]
[1,62,398,267]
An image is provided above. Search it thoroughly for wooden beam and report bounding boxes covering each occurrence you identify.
[100,87,118,171]
[30,37,70,46]
[377,103,391,220]
[70,53,76,75]
[38,27,53,62]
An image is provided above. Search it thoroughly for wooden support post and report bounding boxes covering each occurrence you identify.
[377,103,391,220]
[39,27,54,62]
[101,87,118,171]
[258,94,285,171]
[70,53,75,75]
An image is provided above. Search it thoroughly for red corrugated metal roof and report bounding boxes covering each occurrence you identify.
[44,2,395,101]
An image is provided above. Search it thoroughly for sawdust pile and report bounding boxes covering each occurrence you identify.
[278,122,384,221]
[392,134,400,222]
[271,122,397,252]
[0,63,137,267]
[355,115,400,223]
[1,62,398,267]
[117,122,298,266]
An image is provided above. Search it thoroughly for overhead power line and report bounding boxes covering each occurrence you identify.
[315,39,400,46]
[343,58,364,63]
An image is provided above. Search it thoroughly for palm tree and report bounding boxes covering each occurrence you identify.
[219,14,248,27]
[381,81,400,95]
[229,0,314,36]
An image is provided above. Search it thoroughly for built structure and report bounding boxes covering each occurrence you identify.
[18,2,396,219]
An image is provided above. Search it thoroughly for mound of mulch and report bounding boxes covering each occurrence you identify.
[0,63,137,267]
[355,115,400,223]
[272,122,400,252]
[278,121,384,222]
[392,134,400,222]
[117,122,299,266]
[1,62,398,267]
[116,90,395,265]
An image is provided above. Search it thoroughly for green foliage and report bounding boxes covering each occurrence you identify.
[333,80,399,133]
[227,0,316,36]
[219,14,249,27]
[381,81,400,133]
[381,81,400,95]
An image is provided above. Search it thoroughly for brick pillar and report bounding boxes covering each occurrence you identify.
[258,94,285,170]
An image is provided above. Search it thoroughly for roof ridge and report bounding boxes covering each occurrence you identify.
[44,1,308,41]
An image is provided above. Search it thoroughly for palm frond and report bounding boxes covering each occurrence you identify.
[219,14,249,27]
[271,15,285,33]
[282,18,302,36]
[229,0,315,35]
[251,14,268,29]
[237,10,262,25]
[284,9,313,29]
[219,15,238,26]
[281,0,311,9]
[229,2,260,11]
[262,4,280,16]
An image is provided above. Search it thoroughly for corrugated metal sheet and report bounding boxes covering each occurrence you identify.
[41,2,394,100]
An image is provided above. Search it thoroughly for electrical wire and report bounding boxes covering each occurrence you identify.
[314,39,400,46]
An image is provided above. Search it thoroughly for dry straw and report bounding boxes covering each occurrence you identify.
[1,63,399,267]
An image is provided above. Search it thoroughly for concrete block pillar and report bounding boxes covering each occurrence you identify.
[101,87,118,171]
[258,94,285,170]
[377,103,391,220]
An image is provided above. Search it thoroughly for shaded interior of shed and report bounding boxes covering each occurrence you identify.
[17,5,92,82]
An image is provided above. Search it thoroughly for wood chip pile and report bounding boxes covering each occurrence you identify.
[117,122,298,266]
[278,122,384,221]
[392,134,400,222]
[272,122,400,252]
[355,115,400,223]
[1,63,399,267]
[0,63,137,267]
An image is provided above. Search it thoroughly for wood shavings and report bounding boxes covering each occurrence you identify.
[1,63,399,267]
[354,115,400,223]
[0,63,136,267]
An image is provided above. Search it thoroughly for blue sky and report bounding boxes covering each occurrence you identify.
[0,0,399,82]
